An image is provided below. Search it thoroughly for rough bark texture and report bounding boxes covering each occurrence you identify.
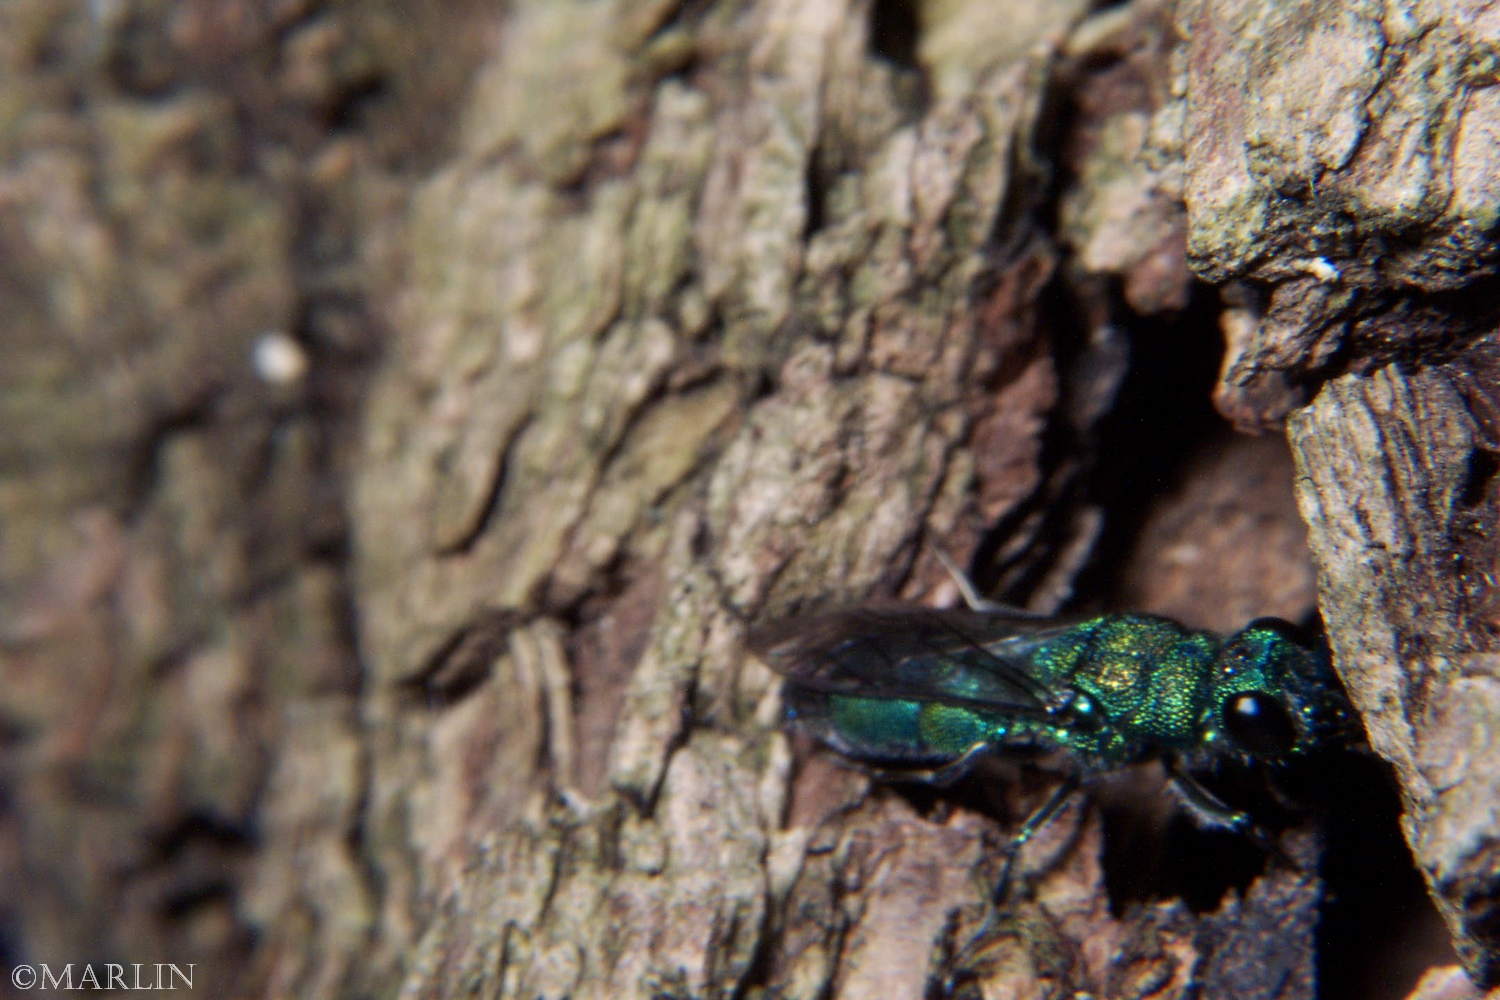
[2,1,1497,999]
[1290,367,1500,987]
[1170,0,1500,986]
[0,1,489,995]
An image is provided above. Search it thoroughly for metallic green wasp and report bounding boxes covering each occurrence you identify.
[749,597,1358,898]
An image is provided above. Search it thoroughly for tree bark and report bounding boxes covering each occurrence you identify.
[1173,0,1500,986]
[2,1,1496,999]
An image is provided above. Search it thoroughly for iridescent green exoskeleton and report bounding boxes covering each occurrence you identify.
[749,601,1358,900]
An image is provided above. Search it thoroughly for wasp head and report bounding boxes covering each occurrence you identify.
[1208,618,1359,759]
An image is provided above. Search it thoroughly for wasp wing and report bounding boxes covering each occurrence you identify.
[749,605,1077,719]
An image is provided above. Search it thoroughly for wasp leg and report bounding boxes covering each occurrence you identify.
[866,745,1081,893]
[940,772,1083,996]
[1261,764,1308,813]
[991,770,1082,904]
[859,739,995,788]
[933,549,1049,617]
[1165,758,1294,869]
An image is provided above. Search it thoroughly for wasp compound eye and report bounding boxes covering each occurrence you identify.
[1222,691,1297,756]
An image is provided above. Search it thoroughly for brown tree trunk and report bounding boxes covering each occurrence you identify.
[2,1,1496,999]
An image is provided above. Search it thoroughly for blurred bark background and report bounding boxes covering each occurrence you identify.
[1,1,1496,998]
